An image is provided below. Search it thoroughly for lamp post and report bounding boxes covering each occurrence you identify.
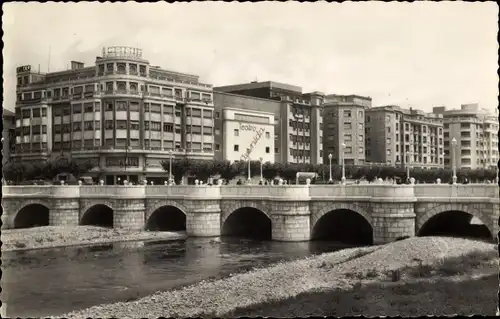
[451,137,457,184]
[328,153,333,183]
[341,142,346,185]
[259,157,263,182]
[168,149,173,185]
[406,151,411,181]
[125,145,132,182]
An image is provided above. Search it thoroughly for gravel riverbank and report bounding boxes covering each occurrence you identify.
[60,237,498,318]
[1,226,187,252]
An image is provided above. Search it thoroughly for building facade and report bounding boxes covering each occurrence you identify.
[433,104,499,170]
[322,95,370,166]
[213,92,279,163]
[214,81,324,165]
[366,105,444,169]
[13,46,215,184]
[2,109,16,165]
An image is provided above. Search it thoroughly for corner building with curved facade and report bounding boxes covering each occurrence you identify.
[14,47,215,184]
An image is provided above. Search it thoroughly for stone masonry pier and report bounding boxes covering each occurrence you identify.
[2,184,499,244]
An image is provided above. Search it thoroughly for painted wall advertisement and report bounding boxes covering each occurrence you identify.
[239,123,266,161]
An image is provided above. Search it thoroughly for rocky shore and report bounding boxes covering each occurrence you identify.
[60,237,498,318]
[1,226,187,252]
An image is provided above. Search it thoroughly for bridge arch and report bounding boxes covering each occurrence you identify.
[145,201,187,231]
[417,203,494,239]
[311,203,373,244]
[221,205,272,240]
[80,202,114,228]
[13,200,52,228]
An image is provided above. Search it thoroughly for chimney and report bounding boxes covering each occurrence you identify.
[70,61,84,70]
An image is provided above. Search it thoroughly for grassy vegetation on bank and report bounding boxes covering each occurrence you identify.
[221,249,499,317]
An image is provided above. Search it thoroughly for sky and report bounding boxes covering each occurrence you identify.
[3,2,499,113]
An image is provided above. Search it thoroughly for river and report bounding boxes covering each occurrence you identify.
[1,237,358,317]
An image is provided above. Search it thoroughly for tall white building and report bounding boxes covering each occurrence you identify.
[433,104,499,170]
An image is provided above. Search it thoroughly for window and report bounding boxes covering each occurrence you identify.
[116,120,127,129]
[344,110,352,118]
[203,110,212,118]
[106,103,113,111]
[105,120,114,129]
[234,144,239,152]
[73,104,82,114]
[275,147,279,154]
[234,129,239,137]
[215,128,220,135]
[215,112,220,119]
[84,121,94,130]
[116,101,127,111]
[266,147,270,153]
[151,122,161,131]
[265,132,270,139]
[344,122,352,130]
[345,147,352,154]
[344,134,352,141]
[32,109,41,118]
[84,103,93,113]
[73,122,81,132]
[130,121,139,130]
[163,123,173,132]
[358,110,363,118]
[215,143,220,151]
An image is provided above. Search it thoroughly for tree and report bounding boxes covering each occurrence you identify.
[262,162,279,181]
[162,158,192,184]
[213,160,240,182]
[190,160,214,182]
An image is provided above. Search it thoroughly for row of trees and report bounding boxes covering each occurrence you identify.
[161,159,499,184]
[3,159,95,184]
[4,157,497,185]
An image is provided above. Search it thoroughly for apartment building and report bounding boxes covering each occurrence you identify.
[214,81,324,165]
[433,104,499,170]
[366,105,444,169]
[13,46,215,184]
[322,95,370,166]
[2,109,16,165]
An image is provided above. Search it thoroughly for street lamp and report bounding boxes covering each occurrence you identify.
[451,137,457,184]
[341,142,346,185]
[168,149,173,185]
[328,153,333,183]
[124,144,132,183]
[406,151,411,181]
[259,157,263,182]
[247,148,252,184]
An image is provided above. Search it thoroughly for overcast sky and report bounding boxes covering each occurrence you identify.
[3,2,498,113]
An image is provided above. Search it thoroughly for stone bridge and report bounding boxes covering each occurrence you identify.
[2,184,499,244]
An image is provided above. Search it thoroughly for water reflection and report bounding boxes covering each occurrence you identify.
[1,237,358,318]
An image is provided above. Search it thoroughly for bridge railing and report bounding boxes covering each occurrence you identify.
[413,184,499,198]
[146,185,222,198]
[2,184,498,200]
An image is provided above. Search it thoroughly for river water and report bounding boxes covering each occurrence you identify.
[1,237,357,317]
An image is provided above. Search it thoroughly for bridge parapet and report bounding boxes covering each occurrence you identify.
[2,184,499,201]
[146,185,222,199]
[413,184,499,199]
